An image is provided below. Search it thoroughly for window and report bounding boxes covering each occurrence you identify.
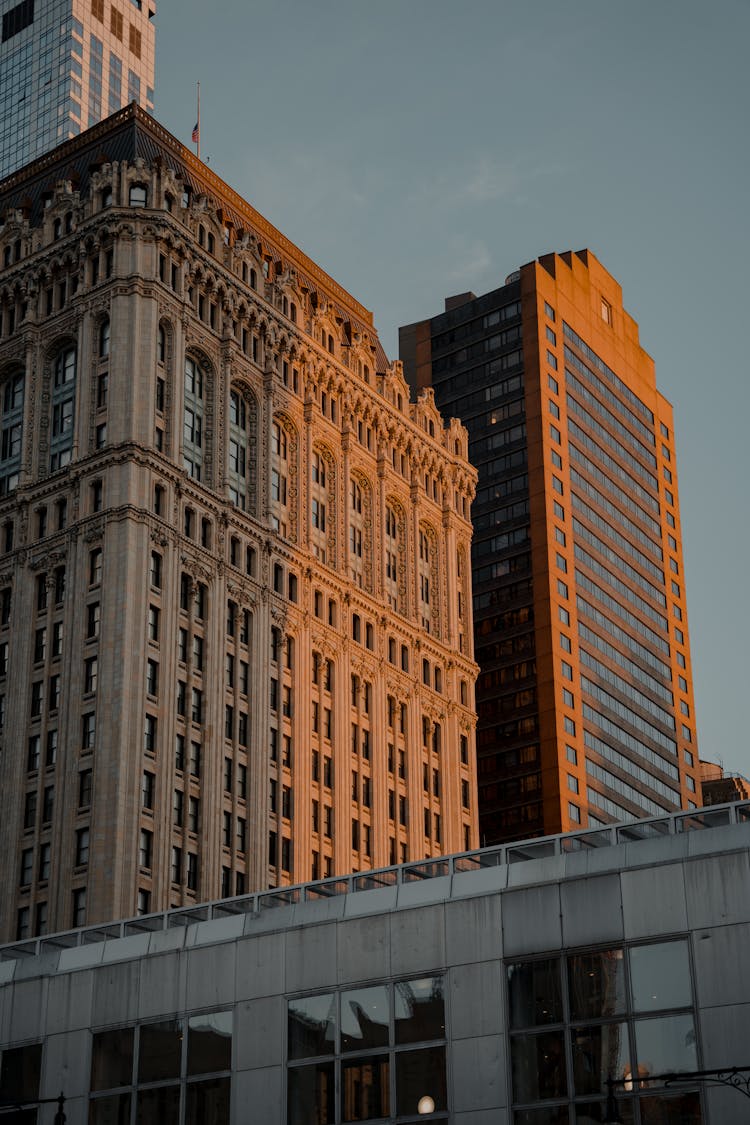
[287,977,446,1122]
[89,1013,231,1122]
[1,372,24,496]
[50,347,77,471]
[129,184,147,207]
[507,941,699,1122]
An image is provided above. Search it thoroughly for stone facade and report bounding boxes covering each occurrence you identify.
[0,106,478,942]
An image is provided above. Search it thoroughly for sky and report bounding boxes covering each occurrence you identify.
[156,0,750,780]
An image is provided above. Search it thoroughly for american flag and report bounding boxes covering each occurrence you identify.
[191,121,199,144]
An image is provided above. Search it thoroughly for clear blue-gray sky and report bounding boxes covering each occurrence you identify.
[155,0,750,779]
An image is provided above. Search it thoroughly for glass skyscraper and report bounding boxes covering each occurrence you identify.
[401,251,699,845]
[0,0,155,180]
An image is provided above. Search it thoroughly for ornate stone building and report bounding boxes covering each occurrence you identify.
[0,105,478,942]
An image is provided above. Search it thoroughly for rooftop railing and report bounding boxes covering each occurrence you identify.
[2,799,748,962]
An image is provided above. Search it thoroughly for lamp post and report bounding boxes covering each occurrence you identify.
[605,1068,750,1124]
[0,1093,65,1125]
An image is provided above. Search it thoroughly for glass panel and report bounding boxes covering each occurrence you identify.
[394,977,445,1044]
[135,1085,181,1125]
[340,986,389,1052]
[629,942,692,1012]
[0,1043,42,1100]
[287,1061,335,1125]
[573,1100,635,1124]
[569,950,626,1021]
[571,1022,630,1096]
[639,1091,702,1124]
[288,994,336,1059]
[508,960,563,1028]
[513,1108,570,1124]
[395,1047,447,1116]
[511,1031,568,1103]
[341,1054,390,1121]
[138,1020,183,1082]
[88,1094,132,1125]
[91,1028,134,1090]
[187,1011,232,1075]
[185,1076,230,1125]
[634,1014,697,1081]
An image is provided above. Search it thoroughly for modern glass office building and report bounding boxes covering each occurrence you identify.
[0,0,155,180]
[401,251,699,845]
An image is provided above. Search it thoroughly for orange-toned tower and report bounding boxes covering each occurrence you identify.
[401,250,699,843]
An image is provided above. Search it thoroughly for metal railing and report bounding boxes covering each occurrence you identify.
[2,799,748,962]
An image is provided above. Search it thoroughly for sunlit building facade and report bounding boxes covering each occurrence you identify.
[0,0,156,180]
[0,104,478,942]
[401,251,699,844]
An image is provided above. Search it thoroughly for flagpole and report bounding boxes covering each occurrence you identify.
[196,81,201,160]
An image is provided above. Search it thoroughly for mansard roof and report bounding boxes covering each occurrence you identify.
[0,102,378,346]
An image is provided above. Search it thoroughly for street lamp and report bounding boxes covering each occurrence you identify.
[605,1068,750,1124]
[0,1092,65,1125]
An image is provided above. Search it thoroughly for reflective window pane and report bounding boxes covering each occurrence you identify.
[341,1054,390,1121]
[91,1028,134,1090]
[394,977,445,1044]
[511,1031,568,1103]
[136,1085,180,1125]
[0,1043,42,1101]
[634,1014,697,1081]
[187,1011,232,1075]
[138,1021,183,1083]
[88,1094,132,1125]
[185,1076,230,1125]
[287,1061,334,1125]
[639,1091,702,1124]
[629,942,692,1012]
[508,960,563,1028]
[568,950,626,1020]
[288,994,336,1059]
[513,1107,570,1124]
[571,1022,630,1096]
[395,1047,447,1116]
[573,1100,635,1124]
[340,986,389,1052]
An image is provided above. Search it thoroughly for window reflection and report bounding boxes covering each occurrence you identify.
[394,977,445,1044]
[185,1076,230,1125]
[187,1011,232,1075]
[639,1091,702,1124]
[341,1055,389,1122]
[340,986,389,1052]
[88,1092,132,1125]
[511,1031,567,1102]
[288,993,336,1059]
[395,1048,447,1116]
[91,1029,134,1090]
[138,1020,182,1083]
[287,1061,334,1125]
[629,942,692,1013]
[513,1107,570,1124]
[508,959,563,1028]
[571,1022,630,1095]
[634,1014,697,1082]
[136,1084,180,1125]
[568,950,626,1021]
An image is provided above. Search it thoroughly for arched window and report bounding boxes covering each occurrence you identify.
[50,346,77,471]
[384,502,406,615]
[99,318,110,357]
[420,524,436,639]
[183,357,204,481]
[157,325,166,364]
[311,447,334,565]
[228,389,253,511]
[0,372,24,495]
